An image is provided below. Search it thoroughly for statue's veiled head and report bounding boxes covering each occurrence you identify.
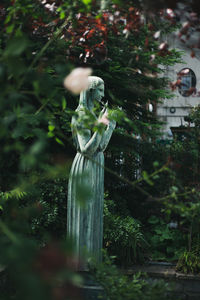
[79,76,104,108]
[88,76,104,102]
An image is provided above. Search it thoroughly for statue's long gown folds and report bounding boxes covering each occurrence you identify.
[67,109,115,270]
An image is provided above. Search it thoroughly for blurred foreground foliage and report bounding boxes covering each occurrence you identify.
[0,1,85,299]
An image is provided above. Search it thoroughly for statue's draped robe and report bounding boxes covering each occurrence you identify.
[67,109,115,270]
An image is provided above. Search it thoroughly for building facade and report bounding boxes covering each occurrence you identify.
[157,39,200,138]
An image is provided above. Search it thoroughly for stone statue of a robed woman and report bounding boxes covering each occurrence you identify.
[67,76,116,270]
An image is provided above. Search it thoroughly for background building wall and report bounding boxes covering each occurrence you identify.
[157,41,200,137]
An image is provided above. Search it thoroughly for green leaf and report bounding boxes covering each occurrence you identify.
[4,36,29,56]
[153,161,159,168]
[148,215,159,224]
[48,125,55,132]
[82,0,92,5]
[48,132,54,138]
[60,11,65,19]
[55,137,64,146]
[6,24,15,34]
[2,188,27,200]
[62,97,67,110]
[5,14,11,24]
[142,171,154,186]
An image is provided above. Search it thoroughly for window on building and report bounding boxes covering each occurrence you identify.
[178,68,196,97]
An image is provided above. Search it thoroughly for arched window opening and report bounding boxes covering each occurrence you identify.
[178,68,196,97]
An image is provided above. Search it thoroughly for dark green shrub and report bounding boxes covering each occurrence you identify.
[146,215,186,261]
[90,254,178,300]
[21,178,67,241]
[176,251,200,274]
[104,198,148,265]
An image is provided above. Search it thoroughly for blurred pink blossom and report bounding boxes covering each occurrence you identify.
[154,31,160,40]
[159,42,168,50]
[166,8,175,18]
[98,111,109,126]
[63,68,92,95]
[150,54,155,62]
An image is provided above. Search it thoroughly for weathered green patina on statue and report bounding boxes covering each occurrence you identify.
[67,76,116,270]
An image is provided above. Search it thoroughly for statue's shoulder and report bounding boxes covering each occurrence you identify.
[72,108,89,133]
[76,108,86,116]
[72,108,83,122]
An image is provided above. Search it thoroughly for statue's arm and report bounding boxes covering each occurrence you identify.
[100,119,116,152]
[77,129,103,155]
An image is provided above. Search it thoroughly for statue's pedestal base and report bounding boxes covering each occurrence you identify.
[78,271,106,300]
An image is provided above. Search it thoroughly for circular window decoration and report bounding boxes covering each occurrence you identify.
[170,107,176,114]
[177,68,196,97]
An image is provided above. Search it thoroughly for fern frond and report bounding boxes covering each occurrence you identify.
[0,188,27,201]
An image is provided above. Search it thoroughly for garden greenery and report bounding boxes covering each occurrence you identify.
[90,254,178,300]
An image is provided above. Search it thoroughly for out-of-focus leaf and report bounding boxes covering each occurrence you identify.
[82,0,92,5]
[62,97,67,110]
[55,137,64,146]
[4,36,29,56]
[48,124,55,132]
